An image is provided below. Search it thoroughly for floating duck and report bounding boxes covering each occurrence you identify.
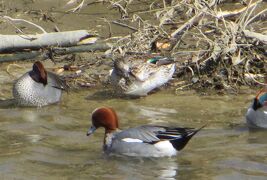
[246,88,267,128]
[13,61,68,107]
[109,56,175,97]
[87,107,204,157]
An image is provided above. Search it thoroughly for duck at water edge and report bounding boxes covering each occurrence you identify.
[109,56,175,97]
[246,88,267,128]
[13,61,68,107]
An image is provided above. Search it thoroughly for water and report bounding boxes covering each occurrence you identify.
[0,84,267,179]
[1,0,267,179]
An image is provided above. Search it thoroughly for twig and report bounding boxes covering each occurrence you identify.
[176,83,193,90]
[112,21,138,31]
[171,12,204,38]
[112,2,128,18]
[186,66,195,76]
[243,30,267,44]
[215,0,262,19]
[6,64,25,78]
[67,0,85,12]
[102,18,112,38]
[241,0,258,31]
[2,16,47,33]
[245,59,267,86]
[244,8,267,28]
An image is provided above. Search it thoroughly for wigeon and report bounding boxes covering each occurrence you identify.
[87,107,205,157]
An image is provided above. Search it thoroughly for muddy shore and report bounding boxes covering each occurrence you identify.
[0,0,266,94]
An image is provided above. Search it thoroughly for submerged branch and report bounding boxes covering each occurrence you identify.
[0,43,111,62]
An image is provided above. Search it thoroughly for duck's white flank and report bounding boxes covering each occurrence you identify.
[154,140,177,156]
[122,138,143,143]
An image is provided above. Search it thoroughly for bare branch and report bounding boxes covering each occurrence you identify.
[2,15,47,33]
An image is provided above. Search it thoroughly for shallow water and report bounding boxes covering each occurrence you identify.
[1,81,267,179]
[1,0,267,179]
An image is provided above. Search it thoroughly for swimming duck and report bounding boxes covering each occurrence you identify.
[246,88,267,128]
[13,61,68,107]
[109,56,175,97]
[87,107,204,157]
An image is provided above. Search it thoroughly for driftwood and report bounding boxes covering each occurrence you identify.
[0,30,97,53]
[52,42,111,54]
[0,43,111,62]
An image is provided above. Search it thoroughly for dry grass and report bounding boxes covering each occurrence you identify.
[100,0,267,91]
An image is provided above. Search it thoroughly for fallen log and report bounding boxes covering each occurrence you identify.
[0,30,97,53]
[52,42,111,55]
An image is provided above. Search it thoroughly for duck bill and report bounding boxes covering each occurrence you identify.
[87,125,96,136]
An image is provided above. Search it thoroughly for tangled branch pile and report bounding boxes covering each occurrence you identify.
[104,0,267,92]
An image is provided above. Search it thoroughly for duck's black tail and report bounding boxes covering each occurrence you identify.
[169,124,206,151]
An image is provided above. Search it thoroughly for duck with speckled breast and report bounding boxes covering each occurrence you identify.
[109,55,175,97]
[12,61,68,107]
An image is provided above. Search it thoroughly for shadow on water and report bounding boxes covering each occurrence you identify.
[85,89,120,101]
[0,99,16,108]
[85,89,142,101]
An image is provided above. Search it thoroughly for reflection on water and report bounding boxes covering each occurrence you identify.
[0,87,267,179]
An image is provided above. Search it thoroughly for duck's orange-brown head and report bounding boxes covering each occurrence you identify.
[29,61,47,86]
[87,107,119,136]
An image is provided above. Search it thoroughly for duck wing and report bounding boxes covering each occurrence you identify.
[155,125,205,150]
[47,72,69,91]
[115,125,163,143]
[130,64,158,82]
[115,125,205,150]
[115,125,203,143]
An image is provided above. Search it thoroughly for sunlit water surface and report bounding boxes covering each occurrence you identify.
[0,87,267,180]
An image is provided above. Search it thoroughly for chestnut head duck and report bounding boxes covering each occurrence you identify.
[13,61,68,107]
[87,107,204,157]
[246,88,267,128]
[109,56,175,97]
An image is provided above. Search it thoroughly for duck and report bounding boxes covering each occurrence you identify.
[13,61,68,107]
[86,107,205,157]
[246,88,267,128]
[109,56,175,97]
